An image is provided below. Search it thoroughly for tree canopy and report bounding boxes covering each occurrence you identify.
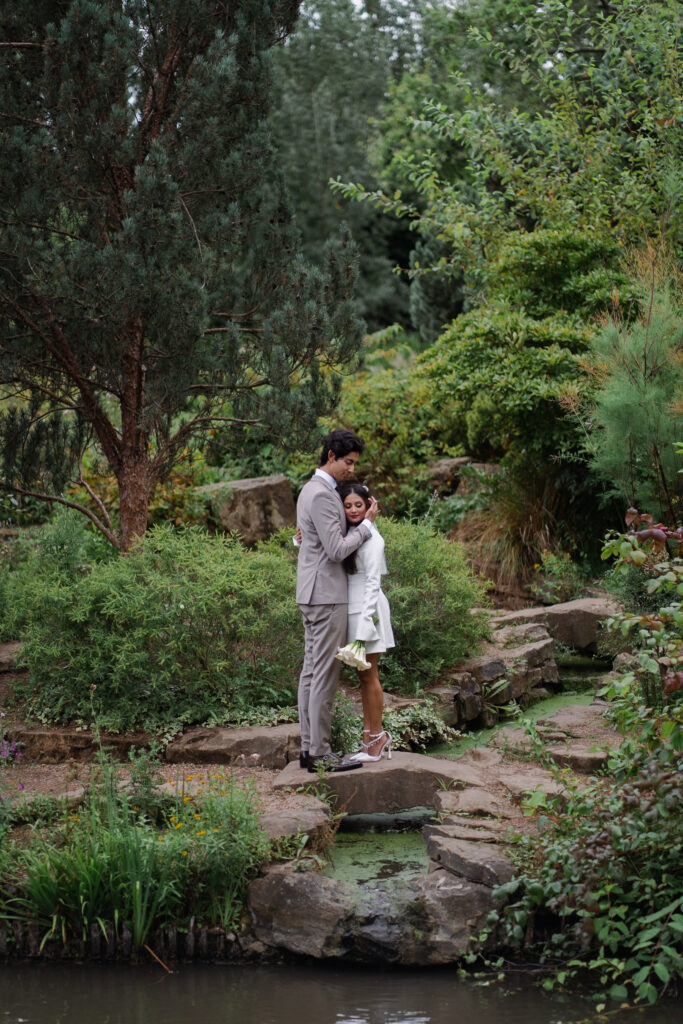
[0,0,363,548]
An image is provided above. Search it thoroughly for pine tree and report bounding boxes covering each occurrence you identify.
[0,0,363,549]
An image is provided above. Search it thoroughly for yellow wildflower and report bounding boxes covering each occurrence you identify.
[197,830,207,836]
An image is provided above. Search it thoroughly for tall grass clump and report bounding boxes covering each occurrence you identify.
[0,764,269,951]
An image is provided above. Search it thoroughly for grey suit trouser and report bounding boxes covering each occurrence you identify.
[297,602,347,756]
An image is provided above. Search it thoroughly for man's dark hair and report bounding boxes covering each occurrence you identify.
[319,429,365,465]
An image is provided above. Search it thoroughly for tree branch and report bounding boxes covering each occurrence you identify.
[78,461,113,531]
[6,484,120,549]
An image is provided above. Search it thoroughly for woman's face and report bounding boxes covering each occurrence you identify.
[343,493,368,525]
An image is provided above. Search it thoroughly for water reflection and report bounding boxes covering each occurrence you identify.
[0,963,679,1024]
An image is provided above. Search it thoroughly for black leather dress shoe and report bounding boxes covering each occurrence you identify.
[299,750,309,769]
[307,752,362,773]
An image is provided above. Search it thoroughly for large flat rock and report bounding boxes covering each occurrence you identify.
[166,723,301,769]
[433,788,515,819]
[425,835,516,887]
[490,596,621,653]
[273,752,488,815]
[247,863,496,964]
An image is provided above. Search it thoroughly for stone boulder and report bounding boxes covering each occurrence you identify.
[424,835,516,887]
[490,596,621,653]
[0,641,22,673]
[274,753,490,815]
[165,723,301,770]
[247,864,496,965]
[196,474,296,544]
[433,622,558,727]
[248,866,356,959]
[258,796,330,847]
[426,456,473,490]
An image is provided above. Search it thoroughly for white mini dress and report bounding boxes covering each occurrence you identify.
[346,522,395,655]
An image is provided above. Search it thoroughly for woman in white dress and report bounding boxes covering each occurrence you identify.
[338,482,395,762]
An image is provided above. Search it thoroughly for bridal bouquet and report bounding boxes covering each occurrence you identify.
[335,639,370,671]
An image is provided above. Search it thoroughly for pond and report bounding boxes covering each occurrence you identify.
[0,962,680,1024]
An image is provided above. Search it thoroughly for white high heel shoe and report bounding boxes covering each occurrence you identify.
[349,730,392,763]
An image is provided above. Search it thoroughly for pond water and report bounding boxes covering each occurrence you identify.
[1,963,680,1024]
[322,829,431,887]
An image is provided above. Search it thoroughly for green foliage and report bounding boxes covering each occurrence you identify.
[382,699,460,753]
[11,523,301,734]
[0,763,269,947]
[489,229,637,320]
[269,0,416,331]
[341,1,683,310]
[6,514,487,730]
[492,745,682,1006]
[600,509,683,713]
[378,517,489,692]
[0,0,363,549]
[416,307,592,462]
[330,692,362,755]
[530,549,587,605]
[584,269,683,521]
[330,349,449,517]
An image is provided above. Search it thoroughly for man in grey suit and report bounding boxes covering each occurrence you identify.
[296,429,378,772]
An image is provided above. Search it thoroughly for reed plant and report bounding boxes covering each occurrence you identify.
[0,760,270,952]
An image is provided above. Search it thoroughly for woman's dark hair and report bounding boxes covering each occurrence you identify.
[319,428,365,466]
[339,482,371,574]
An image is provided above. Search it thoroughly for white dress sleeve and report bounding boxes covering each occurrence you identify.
[352,531,386,643]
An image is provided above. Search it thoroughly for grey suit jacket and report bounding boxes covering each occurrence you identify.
[295,475,371,605]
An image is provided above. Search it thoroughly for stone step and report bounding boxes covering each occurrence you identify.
[423,821,509,844]
[274,752,488,816]
[424,834,516,887]
[166,723,301,770]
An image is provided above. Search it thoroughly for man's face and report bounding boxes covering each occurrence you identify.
[325,450,359,483]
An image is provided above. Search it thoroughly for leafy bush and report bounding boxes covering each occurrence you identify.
[416,306,592,462]
[489,228,637,320]
[378,517,489,692]
[383,699,460,752]
[493,744,682,1007]
[7,515,488,731]
[13,523,301,734]
[530,549,587,605]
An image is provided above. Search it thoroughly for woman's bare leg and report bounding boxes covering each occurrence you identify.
[356,654,388,756]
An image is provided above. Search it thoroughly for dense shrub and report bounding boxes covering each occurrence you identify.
[11,522,302,734]
[378,517,489,692]
[493,742,682,1007]
[5,514,488,730]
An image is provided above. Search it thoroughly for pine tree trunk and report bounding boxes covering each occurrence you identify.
[118,321,151,552]
[118,456,152,552]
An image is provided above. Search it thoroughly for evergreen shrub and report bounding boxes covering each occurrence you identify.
[378,517,489,692]
[5,516,489,729]
[12,523,301,734]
